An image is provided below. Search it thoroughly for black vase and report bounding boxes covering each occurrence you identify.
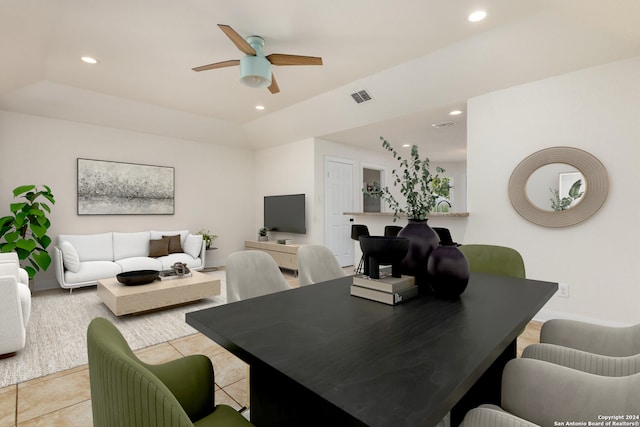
[427,244,470,298]
[397,219,440,293]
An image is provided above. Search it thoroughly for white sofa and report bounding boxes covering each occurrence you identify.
[53,230,206,290]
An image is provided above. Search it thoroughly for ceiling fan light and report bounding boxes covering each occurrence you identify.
[240,55,271,88]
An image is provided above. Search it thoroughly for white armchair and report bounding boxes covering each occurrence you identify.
[0,252,31,358]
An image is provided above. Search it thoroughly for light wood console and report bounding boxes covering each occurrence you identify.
[244,240,301,272]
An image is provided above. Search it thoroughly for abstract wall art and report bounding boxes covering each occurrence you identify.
[77,158,175,215]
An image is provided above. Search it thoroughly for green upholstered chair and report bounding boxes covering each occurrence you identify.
[457,244,526,278]
[87,317,253,427]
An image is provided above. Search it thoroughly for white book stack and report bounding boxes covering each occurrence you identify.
[350,275,418,305]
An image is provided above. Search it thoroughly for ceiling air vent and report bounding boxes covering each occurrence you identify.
[350,89,373,104]
[431,120,457,128]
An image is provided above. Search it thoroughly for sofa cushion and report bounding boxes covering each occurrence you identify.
[113,232,151,260]
[58,233,114,262]
[116,257,163,272]
[163,234,183,254]
[149,238,170,257]
[150,230,188,248]
[64,261,122,285]
[183,234,202,258]
[59,241,80,273]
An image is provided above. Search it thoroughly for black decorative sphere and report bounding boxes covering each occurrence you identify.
[397,219,440,291]
[427,245,470,298]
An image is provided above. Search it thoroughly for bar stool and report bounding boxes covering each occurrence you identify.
[384,225,402,237]
[350,224,370,275]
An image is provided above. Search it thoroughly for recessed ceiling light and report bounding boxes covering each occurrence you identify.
[432,120,457,128]
[255,105,265,110]
[81,56,99,64]
[468,10,487,22]
[449,110,463,116]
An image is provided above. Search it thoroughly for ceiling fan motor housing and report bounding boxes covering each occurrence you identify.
[240,36,272,88]
[240,55,272,88]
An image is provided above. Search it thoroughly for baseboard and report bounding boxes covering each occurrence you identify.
[533,307,628,327]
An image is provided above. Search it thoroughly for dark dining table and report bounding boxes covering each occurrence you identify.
[186,272,557,427]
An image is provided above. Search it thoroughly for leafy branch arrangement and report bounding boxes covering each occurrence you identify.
[550,179,584,211]
[364,137,450,221]
[0,185,56,278]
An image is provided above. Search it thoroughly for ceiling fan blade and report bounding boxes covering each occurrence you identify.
[218,24,256,55]
[192,60,240,72]
[266,54,323,66]
[268,73,280,94]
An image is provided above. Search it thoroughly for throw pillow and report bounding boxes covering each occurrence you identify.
[59,241,80,273]
[149,239,169,257]
[163,234,183,254]
[183,234,202,258]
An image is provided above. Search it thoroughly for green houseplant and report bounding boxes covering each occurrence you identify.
[550,179,584,211]
[0,185,56,279]
[197,229,218,249]
[258,227,269,241]
[364,137,450,221]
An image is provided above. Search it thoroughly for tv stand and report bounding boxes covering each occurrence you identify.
[245,240,300,274]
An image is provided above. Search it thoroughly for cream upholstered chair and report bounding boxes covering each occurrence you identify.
[0,252,32,358]
[297,244,348,286]
[226,250,293,303]
[540,318,640,356]
[460,358,640,427]
[522,319,640,376]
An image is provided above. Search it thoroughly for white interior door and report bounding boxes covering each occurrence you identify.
[325,157,354,267]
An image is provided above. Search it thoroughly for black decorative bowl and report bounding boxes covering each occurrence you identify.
[116,270,159,286]
[359,236,409,279]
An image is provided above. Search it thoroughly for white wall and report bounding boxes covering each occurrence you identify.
[0,111,256,291]
[466,56,640,325]
[254,139,316,244]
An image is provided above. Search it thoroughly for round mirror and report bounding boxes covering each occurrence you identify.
[509,147,608,227]
[525,164,586,212]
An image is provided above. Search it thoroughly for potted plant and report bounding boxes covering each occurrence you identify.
[363,137,450,221]
[258,227,269,241]
[197,229,218,249]
[0,185,56,279]
[363,137,451,291]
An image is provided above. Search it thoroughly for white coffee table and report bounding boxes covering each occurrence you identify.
[97,270,220,316]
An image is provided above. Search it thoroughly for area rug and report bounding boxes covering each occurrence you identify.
[0,271,227,388]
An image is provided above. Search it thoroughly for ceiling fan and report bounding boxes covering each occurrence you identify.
[192,24,323,94]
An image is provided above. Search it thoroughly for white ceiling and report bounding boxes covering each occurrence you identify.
[2,0,640,161]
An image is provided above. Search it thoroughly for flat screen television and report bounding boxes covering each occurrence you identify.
[264,194,306,234]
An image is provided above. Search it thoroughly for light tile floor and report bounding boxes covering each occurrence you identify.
[0,267,543,427]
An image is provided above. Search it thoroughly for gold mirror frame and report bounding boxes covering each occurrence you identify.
[508,147,609,227]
